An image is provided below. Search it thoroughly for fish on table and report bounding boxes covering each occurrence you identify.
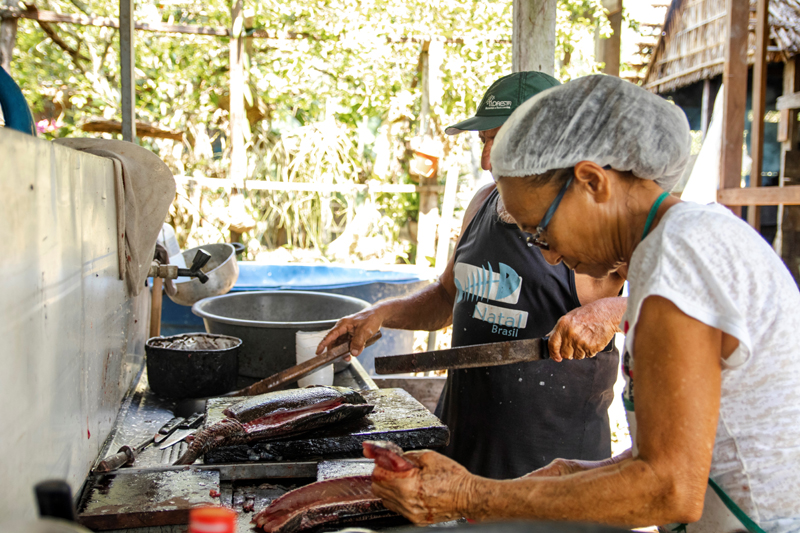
[174,386,374,465]
[252,441,416,533]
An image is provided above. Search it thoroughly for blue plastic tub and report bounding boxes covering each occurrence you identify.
[161,263,434,373]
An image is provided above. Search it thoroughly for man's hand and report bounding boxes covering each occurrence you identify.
[316,306,387,358]
[547,296,626,362]
[371,450,474,525]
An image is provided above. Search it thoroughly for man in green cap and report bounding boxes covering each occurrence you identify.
[317,72,627,479]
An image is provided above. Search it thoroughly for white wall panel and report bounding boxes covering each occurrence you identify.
[0,128,150,520]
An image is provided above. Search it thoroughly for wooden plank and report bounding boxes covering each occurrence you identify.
[719,0,749,217]
[512,0,556,75]
[747,0,770,228]
[120,0,136,142]
[776,91,800,111]
[717,185,800,206]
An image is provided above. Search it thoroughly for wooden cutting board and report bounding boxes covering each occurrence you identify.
[203,388,449,464]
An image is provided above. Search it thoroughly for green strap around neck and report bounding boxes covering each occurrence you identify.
[641,191,670,241]
[708,478,766,533]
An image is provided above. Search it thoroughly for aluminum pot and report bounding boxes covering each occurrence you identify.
[167,243,239,307]
[145,333,241,399]
[192,291,370,378]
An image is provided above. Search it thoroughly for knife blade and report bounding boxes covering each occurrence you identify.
[153,416,184,444]
[158,412,205,449]
[374,337,550,374]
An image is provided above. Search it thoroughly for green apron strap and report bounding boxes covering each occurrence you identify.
[707,478,766,533]
[670,479,764,533]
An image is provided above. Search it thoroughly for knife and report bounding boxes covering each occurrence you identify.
[153,416,184,445]
[374,337,550,374]
[158,412,205,449]
[94,416,186,473]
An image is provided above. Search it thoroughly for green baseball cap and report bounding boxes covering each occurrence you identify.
[445,71,561,135]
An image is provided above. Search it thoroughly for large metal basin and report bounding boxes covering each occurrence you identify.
[167,243,239,306]
[192,290,370,378]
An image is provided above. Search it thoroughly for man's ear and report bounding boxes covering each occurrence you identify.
[573,161,612,203]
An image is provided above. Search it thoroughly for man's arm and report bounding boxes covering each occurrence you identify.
[546,268,628,361]
[316,184,497,357]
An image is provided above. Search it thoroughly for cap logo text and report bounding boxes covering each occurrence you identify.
[484,95,512,110]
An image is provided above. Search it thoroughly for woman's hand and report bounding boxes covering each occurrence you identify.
[548,297,625,361]
[315,306,388,358]
[371,450,475,525]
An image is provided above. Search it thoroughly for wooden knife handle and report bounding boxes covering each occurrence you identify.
[235,331,382,397]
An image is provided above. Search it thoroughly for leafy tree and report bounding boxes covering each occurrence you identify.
[11,0,612,262]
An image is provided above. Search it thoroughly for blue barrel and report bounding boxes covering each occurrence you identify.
[161,263,433,373]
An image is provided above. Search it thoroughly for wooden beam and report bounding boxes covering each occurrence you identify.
[776,91,800,110]
[719,0,749,217]
[598,0,621,77]
[717,185,800,206]
[747,0,770,228]
[512,0,556,75]
[0,6,229,35]
[120,0,135,142]
[0,7,511,43]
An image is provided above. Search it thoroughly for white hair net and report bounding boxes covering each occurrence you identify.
[490,75,692,191]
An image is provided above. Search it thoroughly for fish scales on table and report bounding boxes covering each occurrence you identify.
[174,386,373,465]
[252,441,417,533]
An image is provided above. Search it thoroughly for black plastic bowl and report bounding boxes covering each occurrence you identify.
[145,333,241,399]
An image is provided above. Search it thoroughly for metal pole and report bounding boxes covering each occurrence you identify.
[512,0,556,75]
[120,0,136,142]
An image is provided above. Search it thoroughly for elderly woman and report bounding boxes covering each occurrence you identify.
[370,76,800,533]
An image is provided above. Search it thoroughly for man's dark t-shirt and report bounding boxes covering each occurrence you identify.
[436,188,619,479]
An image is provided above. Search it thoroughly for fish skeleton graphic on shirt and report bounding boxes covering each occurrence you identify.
[454,262,528,331]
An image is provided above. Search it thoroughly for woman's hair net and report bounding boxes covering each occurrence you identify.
[490,75,692,191]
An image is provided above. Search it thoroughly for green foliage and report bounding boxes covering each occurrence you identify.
[12,0,611,263]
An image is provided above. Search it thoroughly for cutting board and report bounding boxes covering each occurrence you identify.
[78,469,220,530]
[203,388,449,464]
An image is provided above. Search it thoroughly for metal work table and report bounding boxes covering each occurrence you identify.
[77,359,380,532]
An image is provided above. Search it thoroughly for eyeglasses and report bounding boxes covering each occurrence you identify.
[526,175,574,251]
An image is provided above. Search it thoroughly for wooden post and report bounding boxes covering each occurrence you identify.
[717,0,749,216]
[779,58,800,283]
[149,277,162,337]
[701,79,711,139]
[415,40,442,267]
[512,0,556,75]
[597,0,621,77]
[228,0,246,243]
[120,0,136,142]
[435,159,460,271]
[747,0,770,229]
[0,0,17,74]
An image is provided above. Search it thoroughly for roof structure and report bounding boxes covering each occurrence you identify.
[643,0,800,93]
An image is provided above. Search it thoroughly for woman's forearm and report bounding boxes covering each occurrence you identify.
[375,281,455,331]
[463,455,702,527]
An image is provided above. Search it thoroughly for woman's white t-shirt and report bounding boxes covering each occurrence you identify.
[621,202,800,533]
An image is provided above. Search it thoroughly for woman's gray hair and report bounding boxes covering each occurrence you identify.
[490,75,692,192]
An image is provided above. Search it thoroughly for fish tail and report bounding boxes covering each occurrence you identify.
[174,418,245,465]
